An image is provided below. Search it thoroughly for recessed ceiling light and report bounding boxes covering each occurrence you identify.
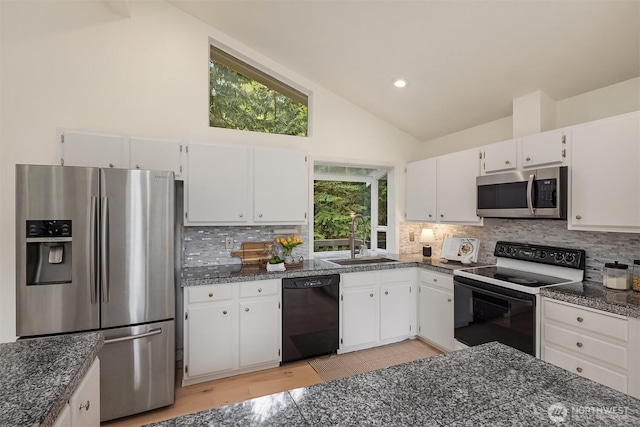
[393,79,407,88]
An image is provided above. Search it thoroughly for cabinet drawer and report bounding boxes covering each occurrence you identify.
[544,346,628,394]
[544,324,627,369]
[342,271,378,288]
[419,269,453,291]
[544,299,628,341]
[380,268,412,285]
[188,285,233,303]
[239,280,279,298]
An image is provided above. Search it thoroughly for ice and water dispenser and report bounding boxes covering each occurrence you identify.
[25,220,73,285]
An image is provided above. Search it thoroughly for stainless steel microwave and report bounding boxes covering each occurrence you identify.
[476,166,567,219]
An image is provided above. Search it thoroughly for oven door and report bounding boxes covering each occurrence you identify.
[454,275,536,356]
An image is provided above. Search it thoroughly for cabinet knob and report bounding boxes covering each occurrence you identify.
[576,367,583,373]
[79,400,90,411]
[239,213,243,218]
[447,298,452,302]
[385,291,389,295]
[208,293,213,298]
[259,213,263,218]
[109,163,114,168]
[440,214,444,218]
[525,157,531,162]
[433,278,438,282]
[576,342,583,348]
[575,215,582,220]
[505,160,510,164]
[370,293,374,298]
[135,164,140,169]
[577,317,583,323]
[428,214,432,217]
[258,288,262,293]
[223,310,227,315]
[245,307,250,312]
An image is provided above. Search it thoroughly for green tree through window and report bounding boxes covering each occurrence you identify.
[209,47,308,136]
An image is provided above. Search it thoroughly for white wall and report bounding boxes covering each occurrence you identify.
[0,0,419,343]
[416,77,640,159]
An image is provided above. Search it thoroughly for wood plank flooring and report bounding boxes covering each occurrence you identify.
[102,340,441,427]
[101,360,322,427]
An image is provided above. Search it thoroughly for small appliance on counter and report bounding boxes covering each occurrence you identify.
[440,237,479,263]
[603,261,630,290]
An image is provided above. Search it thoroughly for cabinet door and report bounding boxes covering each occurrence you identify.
[186,303,234,377]
[418,284,454,351]
[253,147,307,222]
[342,287,379,348]
[521,129,565,168]
[436,148,482,224]
[130,137,183,179]
[186,142,250,223]
[239,298,280,367]
[482,139,517,174]
[70,358,100,427]
[405,158,437,221]
[60,129,127,168]
[570,112,640,232]
[53,404,71,427]
[380,284,412,341]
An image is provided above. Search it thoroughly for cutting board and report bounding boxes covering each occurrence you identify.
[231,242,272,265]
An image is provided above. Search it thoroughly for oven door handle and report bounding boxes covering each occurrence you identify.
[454,277,535,305]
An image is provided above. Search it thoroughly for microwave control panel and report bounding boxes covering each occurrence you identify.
[535,179,557,208]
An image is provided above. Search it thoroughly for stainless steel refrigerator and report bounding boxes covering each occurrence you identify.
[15,164,175,422]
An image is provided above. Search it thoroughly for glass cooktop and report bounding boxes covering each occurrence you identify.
[460,266,570,288]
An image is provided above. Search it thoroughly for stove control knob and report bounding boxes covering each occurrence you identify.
[554,253,564,262]
[565,253,576,264]
[506,246,513,254]
[497,245,505,253]
[538,251,547,259]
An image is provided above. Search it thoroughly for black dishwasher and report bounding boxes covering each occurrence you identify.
[282,274,340,364]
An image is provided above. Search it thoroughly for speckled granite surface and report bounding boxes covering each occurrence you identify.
[181,254,476,286]
[145,342,640,426]
[542,281,640,318]
[0,332,104,427]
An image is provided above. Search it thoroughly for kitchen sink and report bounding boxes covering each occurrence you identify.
[325,256,399,266]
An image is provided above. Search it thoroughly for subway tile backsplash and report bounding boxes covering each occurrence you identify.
[400,219,640,283]
[183,225,309,267]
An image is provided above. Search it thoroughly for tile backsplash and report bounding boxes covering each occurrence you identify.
[183,225,309,267]
[400,219,640,283]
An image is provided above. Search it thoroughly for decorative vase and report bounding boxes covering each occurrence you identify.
[284,255,294,264]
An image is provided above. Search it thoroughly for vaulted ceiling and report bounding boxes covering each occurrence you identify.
[168,0,640,141]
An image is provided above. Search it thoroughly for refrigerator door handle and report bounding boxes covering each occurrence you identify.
[101,196,110,303]
[104,328,162,344]
[90,196,98,304]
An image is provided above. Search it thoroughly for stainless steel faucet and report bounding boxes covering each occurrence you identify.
[349,212,367,259]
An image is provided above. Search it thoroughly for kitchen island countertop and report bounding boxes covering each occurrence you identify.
[0,332,104,427]
[145,341,640,426]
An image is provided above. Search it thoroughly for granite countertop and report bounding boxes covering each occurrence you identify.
[181,253,478,286]
[542,281,640,318]
[145,341,640,426]
[0,332,104,427]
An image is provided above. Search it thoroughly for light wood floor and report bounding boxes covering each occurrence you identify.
[102,360,323,427]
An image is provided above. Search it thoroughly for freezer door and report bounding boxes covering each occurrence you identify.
[16,165,100,336]
[100,168,175,328]
[99,320,175,421]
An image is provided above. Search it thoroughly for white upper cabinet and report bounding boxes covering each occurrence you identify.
[60,129,128,168]
[437,148,482,224]
[186,142,251,224]
[405,158,437,221]
[482,139,518,174]
[521,129,566,168]
[129,137,184,179]
[253,147,307,223]
[569,111,640,233]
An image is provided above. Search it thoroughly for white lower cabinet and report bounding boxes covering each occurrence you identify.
[340,269,415,353]
[69,358,100,427]
[183,280,281,386]
[542,298,639,398]
[53,404,71,427]
[417,270,454,351]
